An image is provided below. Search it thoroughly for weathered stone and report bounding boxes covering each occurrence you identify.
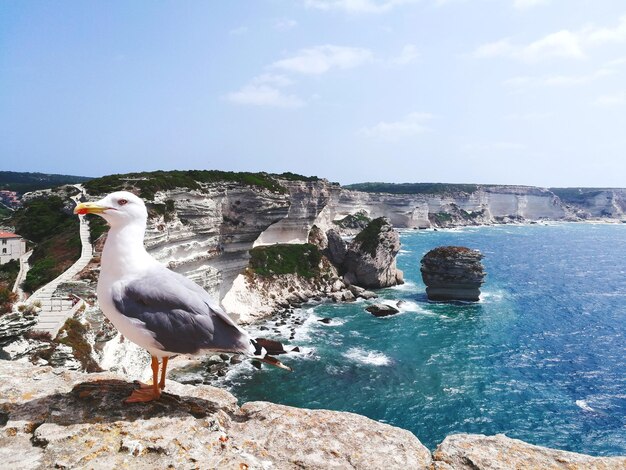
[325,229,347,266]
[331,278,345,292]
[48,343,81,370]
[0,310,38,346]
[348,284,378,300]
[366,303,400,317]
[307,224,328,250]
[420,246,486,301]
[433,434,626,470]
[342,217,404,289]
[0,338,49,361]
[341,289,356,302]
[0,360,432,470]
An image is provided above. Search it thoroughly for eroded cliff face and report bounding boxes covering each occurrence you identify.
[78,179,625,317]
[254,179,340,245]
[140,184,290,300]
[317,185,576,230]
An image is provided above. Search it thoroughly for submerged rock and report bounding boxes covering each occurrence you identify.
[366,303,400,317]
[420,246,486,301]
[433,434,626,469]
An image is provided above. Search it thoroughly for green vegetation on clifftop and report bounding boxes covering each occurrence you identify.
[354,217,388,257]
[85,170,287,200]
[345,182,480,195]
[249,243,322,278]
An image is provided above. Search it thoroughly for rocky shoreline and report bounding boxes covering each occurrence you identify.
[1,360,624,469]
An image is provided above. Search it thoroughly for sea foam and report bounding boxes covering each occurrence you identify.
[343,347,391,366]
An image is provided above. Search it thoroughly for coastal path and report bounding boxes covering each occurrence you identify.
[31,184,93,337]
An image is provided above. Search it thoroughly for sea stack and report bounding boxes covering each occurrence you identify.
[420,246,485,301]
[341,217,404,289]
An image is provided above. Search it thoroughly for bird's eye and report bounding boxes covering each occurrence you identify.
[118,199,128,206]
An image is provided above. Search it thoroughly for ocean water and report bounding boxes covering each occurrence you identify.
[225,224,626,456]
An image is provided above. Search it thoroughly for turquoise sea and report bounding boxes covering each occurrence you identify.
[225,224,626,456]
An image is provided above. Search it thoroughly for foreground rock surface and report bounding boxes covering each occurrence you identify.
[433,434,626,469]
[420,246,486,301]
[0,360,431,469]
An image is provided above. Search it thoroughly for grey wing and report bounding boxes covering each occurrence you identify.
[111,267,254,355]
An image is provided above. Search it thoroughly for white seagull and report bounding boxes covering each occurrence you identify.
[75,191,290,403]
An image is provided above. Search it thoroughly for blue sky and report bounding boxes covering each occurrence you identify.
[1,1,625,187]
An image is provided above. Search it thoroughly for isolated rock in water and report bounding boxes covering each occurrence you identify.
[307,224,328,250]
[343,217,404,289]
[433,434,626,469]
[420,246,486,301]
[366,303,400,317]
[0,360,433,470]
[325,229,347,266]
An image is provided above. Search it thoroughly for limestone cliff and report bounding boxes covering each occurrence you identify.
[94,184,290,300]
[254,178,339,246]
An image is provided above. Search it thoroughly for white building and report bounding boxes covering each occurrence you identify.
[0,231,26,264]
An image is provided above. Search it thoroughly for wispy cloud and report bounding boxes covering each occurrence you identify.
[504,68,614,89]
[272,45,373,75]
[304,0,419,14]
[226,45,373,108]
[513,0,550,10]
[593,91,626,107]
[274,18,298,31]
[390,44,420,65]
[472,16,626,62]
[225,74,304,108]
[359,112,434,141]
[473,31,584,62]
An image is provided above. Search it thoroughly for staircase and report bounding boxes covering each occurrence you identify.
[30,184,93,337]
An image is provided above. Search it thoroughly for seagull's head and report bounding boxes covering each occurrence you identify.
[74,191,148,228]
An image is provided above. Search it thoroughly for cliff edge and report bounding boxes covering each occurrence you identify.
[1,361,625,469]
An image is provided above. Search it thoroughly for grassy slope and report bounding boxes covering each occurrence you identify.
[11,196,81,293]
[249,243,322,278]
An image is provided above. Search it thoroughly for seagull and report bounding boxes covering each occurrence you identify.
[74,191,290,403]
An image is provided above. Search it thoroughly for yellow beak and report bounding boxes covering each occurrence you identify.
[74,202,108,215]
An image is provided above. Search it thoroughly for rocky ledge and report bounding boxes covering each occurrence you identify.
[420,246,486,301]
[433,434,626,469]
[0,360,430,469]
[2,361,624,470]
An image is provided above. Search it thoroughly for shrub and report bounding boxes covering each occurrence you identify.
[353,217,388,257]
[249,243,322,278]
